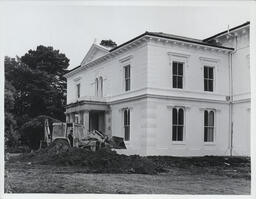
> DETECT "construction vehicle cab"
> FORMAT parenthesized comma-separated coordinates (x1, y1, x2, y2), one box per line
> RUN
(51, 122, 85, 148)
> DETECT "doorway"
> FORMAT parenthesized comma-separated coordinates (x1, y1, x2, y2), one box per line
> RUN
(89, 111, 105, 133)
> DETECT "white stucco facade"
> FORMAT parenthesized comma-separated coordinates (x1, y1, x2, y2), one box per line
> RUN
(64, 22, 250, 156)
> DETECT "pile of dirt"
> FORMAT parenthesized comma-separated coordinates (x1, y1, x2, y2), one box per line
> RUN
(148, 156, 250, 168)
(12, 148, 165, 174)
(10, 148, 250, 177)
(148, 156, 251, 179)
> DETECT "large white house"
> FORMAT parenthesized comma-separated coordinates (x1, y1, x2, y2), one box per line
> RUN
(64, 22, 250, 156)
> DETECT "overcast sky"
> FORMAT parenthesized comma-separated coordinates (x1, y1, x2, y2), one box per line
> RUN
(1, 3, 251, 69)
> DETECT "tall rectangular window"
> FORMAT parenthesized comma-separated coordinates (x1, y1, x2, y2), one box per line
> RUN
(76, 83, 80, 98)
(204, 66, 214, 92)
(172, 61, 183, 89)
(124, 65, 131, 91)
(204, 110, 214, 142)
(172, 108, 184, 141)
(124, 109, 130, 141)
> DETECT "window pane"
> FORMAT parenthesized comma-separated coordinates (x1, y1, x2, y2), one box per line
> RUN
(209, 80, 213, 91)
(173, 76, 178, 88)
(126, 109, 130, 125)
(124, 110, 127, 125)
(204, 67, 208, 78)
(172, 126, 177, 141)
(125, 66, 130, 78)
(77, 84, 80, 98)
(124, 109, 130, 125)
(178, 126, 183, 141)
(128, 66, 130, 77)
(173, 62, 177, 75)
(178, 109, 184, 125)
(209, 127, 214, 142)
(209, 111, 214, 126)
(204, 79, 208, 91)
(125, 126, 130, 141)
(204, 111, 208, 126)
(178, 76, 183, 88)
(178, 63, 183, 75)
(125, 79, 130, 91)
(172, 108, 177, 125)
(100, 77, 103, 96)
(209, 68, 214, 79)
(204, 127, 208, 142)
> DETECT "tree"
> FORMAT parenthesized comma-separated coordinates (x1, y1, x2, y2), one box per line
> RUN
(100, 39, 117, 48)
(10, 46, 69, 121)
(4, 79, 18, 148)
(20, 115, 60, 150)
(4, 46, 69, 149)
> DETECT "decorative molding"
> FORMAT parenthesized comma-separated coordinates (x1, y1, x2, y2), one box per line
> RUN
(119, 55, 133, 63)
(118, 107, 134, 112)
(167, 105, 191, 110)
(199, 56, 220, 63)
(167, 51, 191, 59)
(199, 107, 221, 112)
(73, 77, 82, 82)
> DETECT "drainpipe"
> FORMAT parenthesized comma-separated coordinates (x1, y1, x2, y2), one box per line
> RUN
(229, 35, 238, 156)
(229, 52, 233, 156)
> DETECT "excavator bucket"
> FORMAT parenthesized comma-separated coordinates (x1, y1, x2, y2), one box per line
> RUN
(108, 136, 126, 149)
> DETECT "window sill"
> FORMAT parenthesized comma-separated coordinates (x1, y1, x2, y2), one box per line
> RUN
(172, 141, 186, 145)
(204, 142, 216, 146)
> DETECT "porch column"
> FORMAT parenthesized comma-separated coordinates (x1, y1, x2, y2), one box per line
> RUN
(65, 114, 69, 122)
(105, 110, 112, 137)
(83, 111, 89, 133)
(70, 113, 75, 123)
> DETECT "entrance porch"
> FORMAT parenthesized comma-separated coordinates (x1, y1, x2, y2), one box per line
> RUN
(65, 100, 111, 136)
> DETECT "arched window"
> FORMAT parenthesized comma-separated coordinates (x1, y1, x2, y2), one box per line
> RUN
(124, 108, 130, 141)
(172, 108, 184, 141)
(95, 78, 98, 96)
(204, 110, 214, 142)
(99, 76, 103, 97)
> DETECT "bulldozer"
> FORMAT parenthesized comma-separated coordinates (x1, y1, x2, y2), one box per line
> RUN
(41, 119, 126, 152)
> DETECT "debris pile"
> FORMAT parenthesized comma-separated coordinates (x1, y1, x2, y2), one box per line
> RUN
(148, 156, 251, 179)
(12, 147, 165, 174)
(10, 148, 250, 178)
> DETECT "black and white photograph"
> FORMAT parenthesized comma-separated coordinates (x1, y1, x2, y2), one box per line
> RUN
(0, 0, 255, 198)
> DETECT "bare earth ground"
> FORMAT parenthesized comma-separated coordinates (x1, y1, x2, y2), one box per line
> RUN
(5, 160, 250, 194)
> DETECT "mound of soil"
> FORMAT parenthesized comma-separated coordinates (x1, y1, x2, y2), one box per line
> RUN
(9, 147, 250, 177)
(148, 156, 251, 179)
(12, 147, 164, 175)
(148, 156, 250, 168)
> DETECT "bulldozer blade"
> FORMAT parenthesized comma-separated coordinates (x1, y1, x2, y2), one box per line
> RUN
(109, 136, 126, 149)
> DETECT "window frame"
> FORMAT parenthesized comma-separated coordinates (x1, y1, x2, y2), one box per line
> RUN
(172, 61, 184, 89)
(204, 66, 214, 92)
(168, 52, 190, 90)
(123, 108, 130, 141)
(124, 65, 131, 92)
(99, 76, 103, 97)
(76, 83, 80, 98)
(95, 78, 99, 96)
(171, 107, 185, 143)
(203, 110, 216, 143)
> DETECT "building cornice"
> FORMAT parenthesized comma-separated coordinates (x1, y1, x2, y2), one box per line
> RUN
(64, 32, 234, 78)
(203, 21, 250, 42)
